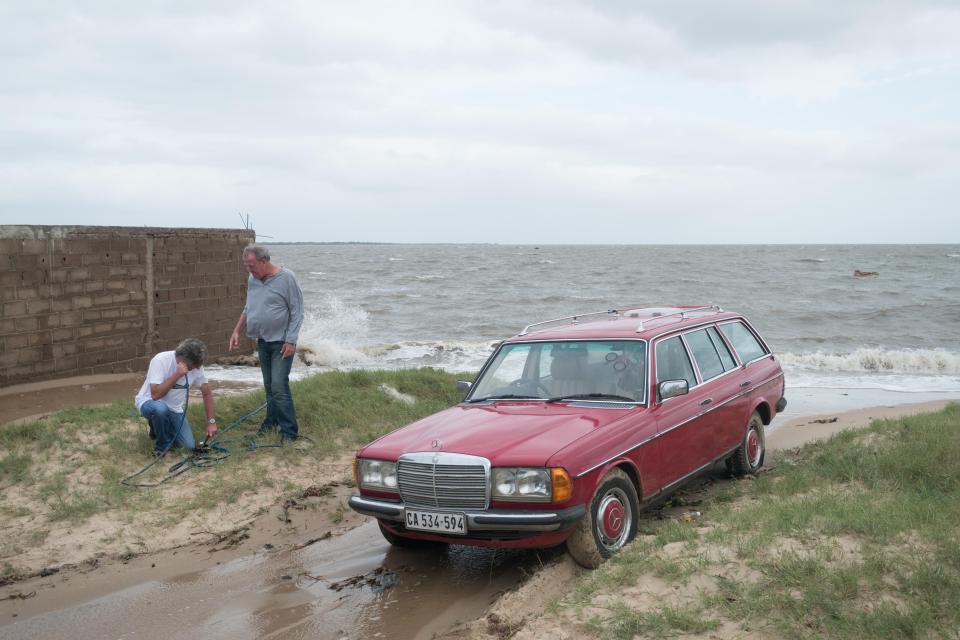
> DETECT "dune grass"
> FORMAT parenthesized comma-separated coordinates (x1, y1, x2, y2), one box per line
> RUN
(0, 368, 465, 563)
(565, 403, 960, 640)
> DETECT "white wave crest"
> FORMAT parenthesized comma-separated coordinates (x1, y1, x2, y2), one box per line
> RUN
(300, 340, 369, 367)
(375, 340, 498, 372)
(779, 348, 960, 375)
(296, 295, 371, 368)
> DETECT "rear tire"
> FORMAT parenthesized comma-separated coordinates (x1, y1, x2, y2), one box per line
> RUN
(378, 521, 445, 549)
(566, 468, 639, 569)
(730, 411, 765, 476)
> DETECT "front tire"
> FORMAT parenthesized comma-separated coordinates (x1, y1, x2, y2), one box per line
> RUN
(566, 468, 639, 569)
(730, 411, 765, 476)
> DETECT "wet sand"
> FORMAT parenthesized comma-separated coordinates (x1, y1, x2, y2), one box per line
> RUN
(0, 374, 259, 426)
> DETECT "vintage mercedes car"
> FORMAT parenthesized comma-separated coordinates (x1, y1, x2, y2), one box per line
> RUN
(349, 305, 787, 567)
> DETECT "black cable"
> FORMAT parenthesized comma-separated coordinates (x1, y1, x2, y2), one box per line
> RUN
(120, 396, 304, 488)
(121, 377, 193, 488)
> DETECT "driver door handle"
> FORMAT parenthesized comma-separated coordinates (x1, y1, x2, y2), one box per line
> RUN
(740, 381, 752, 388)
(699, 398, 713, 406)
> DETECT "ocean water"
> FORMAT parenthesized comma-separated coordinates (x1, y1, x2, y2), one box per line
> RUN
(207, 244, 960, 395)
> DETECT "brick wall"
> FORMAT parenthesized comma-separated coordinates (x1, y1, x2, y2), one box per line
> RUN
(0, 225, 255, 387)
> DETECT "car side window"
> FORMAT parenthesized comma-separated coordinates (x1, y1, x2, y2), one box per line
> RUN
(706, 326, 737, 371)
(719, 321, 768, 364)
(684, 329, 725, 381)
(655, 336, 696, 388)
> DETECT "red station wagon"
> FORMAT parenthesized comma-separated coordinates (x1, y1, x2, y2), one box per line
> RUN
(349, 305, 787, 567)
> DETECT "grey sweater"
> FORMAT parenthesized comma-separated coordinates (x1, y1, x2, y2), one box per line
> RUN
(244, 268, 304, 343)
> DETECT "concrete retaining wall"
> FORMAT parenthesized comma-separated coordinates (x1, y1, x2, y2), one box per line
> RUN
(0, 225, 255, 387)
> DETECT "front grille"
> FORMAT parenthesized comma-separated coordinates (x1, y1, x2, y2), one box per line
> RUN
(398, 456, 488, 509)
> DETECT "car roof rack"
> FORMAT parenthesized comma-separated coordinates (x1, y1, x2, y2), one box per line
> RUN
(632, 304, 722, 332)
(520, 308, 622, 336)
(519, 304, 723, 336)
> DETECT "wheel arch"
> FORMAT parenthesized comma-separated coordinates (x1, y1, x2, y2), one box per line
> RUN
(584, 459, 643, 501)
(754, 401, 772, 425)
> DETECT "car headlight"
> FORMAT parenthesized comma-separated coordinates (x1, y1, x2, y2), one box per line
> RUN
(358, 459, 399, 492)
(492, 467, 569, 502)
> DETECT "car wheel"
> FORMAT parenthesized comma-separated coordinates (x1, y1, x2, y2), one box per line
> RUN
(566, 468, 639, 569)
(378, 521, 445, 549)
(730, 411, 765, 476)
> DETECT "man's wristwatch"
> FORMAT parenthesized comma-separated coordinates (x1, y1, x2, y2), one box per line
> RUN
(208, 418, 217, 425)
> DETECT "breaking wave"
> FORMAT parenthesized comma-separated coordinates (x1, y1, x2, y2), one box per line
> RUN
(779, 348, 960, 375)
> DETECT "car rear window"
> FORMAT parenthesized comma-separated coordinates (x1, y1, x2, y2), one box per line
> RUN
(719, 321, 768, 364)
(684, 329, 725, 381)
(655, 336, 696, 388)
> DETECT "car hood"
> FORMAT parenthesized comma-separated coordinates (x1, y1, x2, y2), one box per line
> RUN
(358, 401, 638, 467)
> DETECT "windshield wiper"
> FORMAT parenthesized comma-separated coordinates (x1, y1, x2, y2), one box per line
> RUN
(466, 394, 538, 403)
(546, 393, 638, 403)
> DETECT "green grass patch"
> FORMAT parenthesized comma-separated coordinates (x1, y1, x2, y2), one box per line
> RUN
(599, 603, 719, 639)
(0, 452, 32, 485)
(563, 403, 960, 639)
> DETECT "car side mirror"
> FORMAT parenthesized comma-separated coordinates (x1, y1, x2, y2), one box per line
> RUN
(456, 380, 473, 394)
(658, 379, 689, 401)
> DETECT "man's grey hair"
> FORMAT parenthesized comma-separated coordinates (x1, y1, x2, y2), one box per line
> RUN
(243, 244, 271, 262)
(175, 338, 208, 368)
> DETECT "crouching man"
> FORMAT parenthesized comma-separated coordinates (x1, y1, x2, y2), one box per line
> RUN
(134, 338, 218, 456)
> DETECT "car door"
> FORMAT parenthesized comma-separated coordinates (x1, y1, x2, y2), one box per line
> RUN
(682, 326, 744, 456)
(650, 334, 715, 490)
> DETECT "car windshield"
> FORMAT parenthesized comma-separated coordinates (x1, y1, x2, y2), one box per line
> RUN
(469, 340, 647, 403)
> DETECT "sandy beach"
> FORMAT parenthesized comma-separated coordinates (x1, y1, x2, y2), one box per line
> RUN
(0, 373, 955, 577)
(0, 374, 956, 638)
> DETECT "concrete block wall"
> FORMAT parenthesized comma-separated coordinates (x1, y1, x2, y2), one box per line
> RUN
(0, 225, 255, 387)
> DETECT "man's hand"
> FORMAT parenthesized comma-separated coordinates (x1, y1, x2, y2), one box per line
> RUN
(175, 360, 190, 377)
(229, 330, 240, 351)
(281, 342, 296, 359)
(206, 423, 219, 439)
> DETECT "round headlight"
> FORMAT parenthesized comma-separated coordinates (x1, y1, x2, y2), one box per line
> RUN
(494, 469, 517, 496)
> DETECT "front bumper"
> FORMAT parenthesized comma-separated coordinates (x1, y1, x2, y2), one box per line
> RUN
(348, 494, 586, 532)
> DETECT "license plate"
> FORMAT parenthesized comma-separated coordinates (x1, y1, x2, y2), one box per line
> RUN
(404, 509, 466, 535)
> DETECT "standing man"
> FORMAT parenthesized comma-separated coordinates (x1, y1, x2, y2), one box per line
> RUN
(230, 244, 304, 441)
(135, 338, 217, 456)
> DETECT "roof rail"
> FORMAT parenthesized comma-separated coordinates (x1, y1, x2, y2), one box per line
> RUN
(519, 308, 623, 336)
(634, 304, 722, 332)
(518, 304, 724, 336)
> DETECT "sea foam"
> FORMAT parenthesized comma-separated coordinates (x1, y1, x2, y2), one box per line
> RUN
(778, 348, 960, 375)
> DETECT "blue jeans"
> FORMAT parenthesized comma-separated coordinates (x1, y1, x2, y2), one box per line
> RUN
(140, 400, 196, 452)
(257, 339, 298, 439)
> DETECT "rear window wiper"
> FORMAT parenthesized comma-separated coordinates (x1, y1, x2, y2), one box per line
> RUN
(466, 394, 538, 403)
(546, 393, 638, 403)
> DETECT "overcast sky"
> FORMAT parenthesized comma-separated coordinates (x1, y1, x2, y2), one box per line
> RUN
(1, 1, 958, 243)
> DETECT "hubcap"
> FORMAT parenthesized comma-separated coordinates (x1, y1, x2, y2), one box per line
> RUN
(596, 488, 631, 550)
(747, 427, 761, 467)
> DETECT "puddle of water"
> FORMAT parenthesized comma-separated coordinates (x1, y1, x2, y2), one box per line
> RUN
(1, 521, 562, 640)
